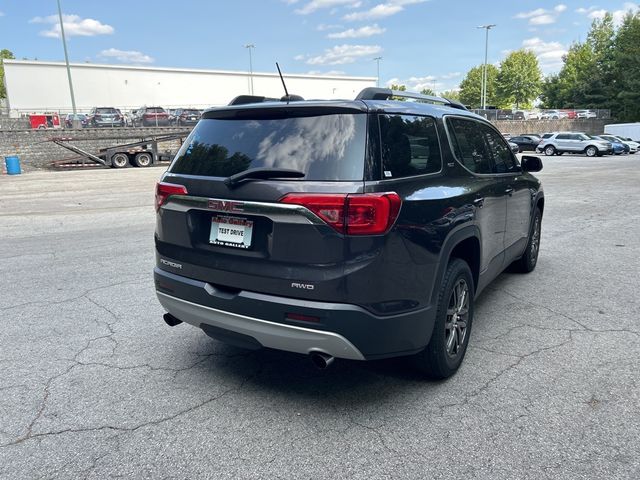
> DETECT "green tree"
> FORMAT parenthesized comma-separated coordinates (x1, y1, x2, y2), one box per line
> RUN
(389, 84, 407, 101)
(495, 49, 542, 108)
(0, 49, 16, 99)
(613, 11, 640, 121)
(459, 64, 499, 108)
(439, 89, 461, 102)
(420, 88, 435, 96)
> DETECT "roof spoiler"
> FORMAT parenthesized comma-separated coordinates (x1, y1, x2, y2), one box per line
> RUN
(355, 87, 467, 111)
(228, 94, 305, 106)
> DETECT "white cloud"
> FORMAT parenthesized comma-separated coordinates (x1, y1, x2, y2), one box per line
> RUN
(99, 48, 154, 64)
(328, 24, 385, 38)
(576, 3, 639, 25)
(440, 71, 461, 80)
(295, 0, 362, 14)
(316, 23, 342, 30)
(530, 14, 556, 25)
(343, 0, 427, 21)
(522, 37, 567, 72)
(298, 44, 382, 65)
(0, 11, 5, 17)
(515, 4, 567, 25)
(30, 14, 114, 38)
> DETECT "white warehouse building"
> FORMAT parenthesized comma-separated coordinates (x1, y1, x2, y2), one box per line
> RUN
(2, 59, 376, 115)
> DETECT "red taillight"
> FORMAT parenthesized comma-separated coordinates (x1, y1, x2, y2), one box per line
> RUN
(156, 182, 188, 211)
(280, 192, 401, 235)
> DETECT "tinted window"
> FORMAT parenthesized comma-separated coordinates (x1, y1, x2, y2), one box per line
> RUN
(480, 124, 519, 173)
(447, 117, 493, 174)
(556, 134, 570, 140)
(542, 133, 553, 139)
(379, 114, 441, 178)
(96, 108, 117, 114)
(170, 114, 367, 180)
(147, 107, 166, 113)
(511, 136, 523, 142)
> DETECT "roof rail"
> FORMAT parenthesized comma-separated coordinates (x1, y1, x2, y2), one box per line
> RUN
(228, 95, 279, 106)
(355, 87, 467, 111)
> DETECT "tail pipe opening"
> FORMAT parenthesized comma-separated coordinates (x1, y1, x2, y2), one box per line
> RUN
(309, 352, 334, 370)
(163, 313, 183, 327)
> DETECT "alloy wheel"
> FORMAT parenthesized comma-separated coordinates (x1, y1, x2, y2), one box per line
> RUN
(445, 279, 469, 357)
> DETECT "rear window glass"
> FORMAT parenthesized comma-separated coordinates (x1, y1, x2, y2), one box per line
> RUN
(147, 107, 165, 113)
(170, 114, 367, 180)
(96, 108, 117, 114)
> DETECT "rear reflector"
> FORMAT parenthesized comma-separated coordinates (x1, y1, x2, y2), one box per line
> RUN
(280, 192, 401, 235)
(286, 313, 320, 323)
(156, 182, 188, 211)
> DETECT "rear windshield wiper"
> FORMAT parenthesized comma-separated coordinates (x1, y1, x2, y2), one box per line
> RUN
(224, 167, 305, 188)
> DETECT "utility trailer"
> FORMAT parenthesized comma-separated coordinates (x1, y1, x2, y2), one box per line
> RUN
(51, 133, 189, 169)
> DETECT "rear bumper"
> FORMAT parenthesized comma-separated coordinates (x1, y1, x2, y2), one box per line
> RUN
(154, 267, 436, 360)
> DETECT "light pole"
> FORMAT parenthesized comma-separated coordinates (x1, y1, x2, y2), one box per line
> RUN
(477, 24, 495, 110)
(244, 44, 255, 95)
(56, 0, 77, 116)
(373, 56, 382, 87)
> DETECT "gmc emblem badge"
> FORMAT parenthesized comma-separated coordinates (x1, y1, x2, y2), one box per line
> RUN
(208, 200, 244, 212)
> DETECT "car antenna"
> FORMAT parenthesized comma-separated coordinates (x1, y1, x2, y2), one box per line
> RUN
(276, 62, 304, 103)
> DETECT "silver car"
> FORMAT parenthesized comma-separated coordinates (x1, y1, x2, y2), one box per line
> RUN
(536, 132, 611, 157)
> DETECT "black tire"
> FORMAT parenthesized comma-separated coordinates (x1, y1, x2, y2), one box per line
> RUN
(511, 207, 542, 273)
(133, 152, 152, 167)
(544, 145, 556, 156)
(413, 258, 474, 379)
(585, 146, 598, 157)
(111, 153, 129, 169)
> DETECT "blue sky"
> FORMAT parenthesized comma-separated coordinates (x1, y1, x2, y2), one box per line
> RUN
(0, 0, 638, 92)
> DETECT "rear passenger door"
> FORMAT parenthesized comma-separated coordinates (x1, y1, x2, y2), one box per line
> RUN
(446, 117, 507, 276)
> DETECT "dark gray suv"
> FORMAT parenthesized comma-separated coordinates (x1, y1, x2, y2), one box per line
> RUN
(154, 88, 544, 378)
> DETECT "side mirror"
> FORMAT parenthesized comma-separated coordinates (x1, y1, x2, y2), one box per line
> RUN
(521, 155, 543, 172)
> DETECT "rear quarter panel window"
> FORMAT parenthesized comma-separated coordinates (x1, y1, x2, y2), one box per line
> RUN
(379, 114, 441, 179)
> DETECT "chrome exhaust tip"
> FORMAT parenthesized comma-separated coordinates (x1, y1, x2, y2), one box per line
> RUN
(163, 313, 183, 327)
(309, 352, 335, 370)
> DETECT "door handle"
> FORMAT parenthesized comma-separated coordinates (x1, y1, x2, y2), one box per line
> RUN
(473, 197, 484, 208)
(505, 187, 514, 196)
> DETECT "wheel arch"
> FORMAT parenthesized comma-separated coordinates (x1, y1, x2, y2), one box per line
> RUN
(431, 226, 481, 304)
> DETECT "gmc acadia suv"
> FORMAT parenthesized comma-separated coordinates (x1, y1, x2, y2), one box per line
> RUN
(154, 88, 545, 378)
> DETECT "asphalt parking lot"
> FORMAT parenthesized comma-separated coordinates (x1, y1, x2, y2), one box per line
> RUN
(1, 155, 639, 479)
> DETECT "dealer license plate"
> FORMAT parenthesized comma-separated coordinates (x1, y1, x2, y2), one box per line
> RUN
(210, 216, 253, 249)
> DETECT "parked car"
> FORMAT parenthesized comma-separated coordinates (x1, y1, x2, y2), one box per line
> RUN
(600, 134, 638, 154)
(133, 106, 170, 127)
(64, 113, 88, 128)
(540, 110, 569, 120)
(154, 87, 545, 379)
(87, 107, 124, 127)
(171, 108, 202, 126)
(576, 110, 597, 119)
(590, 135, 625, 155)
(509, 135, 541, 152)
(508, 141, 520, 154)
(536, 132, 611, 157)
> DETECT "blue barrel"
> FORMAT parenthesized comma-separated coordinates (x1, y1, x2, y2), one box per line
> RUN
(5, 156, 21, 175)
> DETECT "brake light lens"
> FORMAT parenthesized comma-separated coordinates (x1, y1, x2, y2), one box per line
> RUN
(156, 182, 188, 211)
(280, 192, 401, 235)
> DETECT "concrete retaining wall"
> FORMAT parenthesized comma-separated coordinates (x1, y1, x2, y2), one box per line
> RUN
(0, 118, 610, 172)
(0, 127, 191, 171)
(493, 118, 608, 136)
